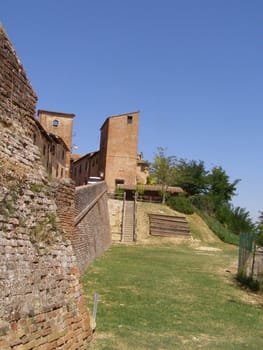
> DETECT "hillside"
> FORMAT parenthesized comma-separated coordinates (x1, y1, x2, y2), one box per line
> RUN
(136, 201, 221, 245)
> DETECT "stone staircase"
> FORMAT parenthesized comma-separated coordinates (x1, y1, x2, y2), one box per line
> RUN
(122, 200, 135, 242)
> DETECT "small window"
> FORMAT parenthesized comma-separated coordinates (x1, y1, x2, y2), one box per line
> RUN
(53, 120, 59, 127)
(61, 168, 64, 177)
(115, 179, 124, 186)
(127, 115, 133, 124)
(79, 165, 82, 174)
(51, 144, 56, 156)
(43, 145, 46, 156)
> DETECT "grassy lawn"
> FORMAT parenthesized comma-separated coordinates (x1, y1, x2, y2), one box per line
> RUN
(82, 242, 263, 350)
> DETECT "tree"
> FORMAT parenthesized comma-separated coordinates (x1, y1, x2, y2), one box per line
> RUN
(150, 147, 177, 203)
(207, 166, 240, 208)
(175, 159, 208, 196)
(227, 206, 254, 235)
(255, 211, 263, 246)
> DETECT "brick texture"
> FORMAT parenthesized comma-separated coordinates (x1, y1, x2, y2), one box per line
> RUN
(0, 25, 92, 349)
(74, 182, 111, 273)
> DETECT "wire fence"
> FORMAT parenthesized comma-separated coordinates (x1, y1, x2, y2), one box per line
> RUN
(238, 232, 263, 282)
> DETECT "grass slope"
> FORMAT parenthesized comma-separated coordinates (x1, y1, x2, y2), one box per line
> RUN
(83, 203, 262, 349)
(83, 243, 263, 350)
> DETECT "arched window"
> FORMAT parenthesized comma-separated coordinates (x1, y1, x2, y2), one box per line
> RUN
(53, 119, 59, 127)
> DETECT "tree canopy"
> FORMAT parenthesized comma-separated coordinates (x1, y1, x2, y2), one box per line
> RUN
(150, 147, 177, 203)
(150, 147, 253, 236)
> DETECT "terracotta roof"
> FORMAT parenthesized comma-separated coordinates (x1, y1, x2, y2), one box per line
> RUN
(71, 154, 83, 161)
(118, 184, 183, 193)
(72, 150, 99, 164)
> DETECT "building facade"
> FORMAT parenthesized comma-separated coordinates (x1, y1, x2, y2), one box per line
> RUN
(32, 120, 69, 179)
(71, 111, 148, 192)
(99, 111, 140, 192)
(37, 110, 75, 177)
(72, 151, 100, 186)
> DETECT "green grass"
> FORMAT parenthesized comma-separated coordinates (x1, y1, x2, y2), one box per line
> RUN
(197, 211, 239, 245)
(82, 243, 263, 350)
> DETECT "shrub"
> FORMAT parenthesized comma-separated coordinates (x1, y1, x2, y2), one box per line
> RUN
(167, 196, 194, 215)
(197, 210, 239, 245)
(256, 232, 263, 247)
(236, 272, 260, 292)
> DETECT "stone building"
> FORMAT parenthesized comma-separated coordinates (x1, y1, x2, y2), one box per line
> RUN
(72, 151, 100, 186)
(99, 111, 140, 192)
(37, 109, 75, 177)
(71, 111, 149, 192)
(33, 120, 69, 179)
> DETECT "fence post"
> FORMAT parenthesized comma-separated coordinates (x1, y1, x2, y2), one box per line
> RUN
(121, 191, 126, 242)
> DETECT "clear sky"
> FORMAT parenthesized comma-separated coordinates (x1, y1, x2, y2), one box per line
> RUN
(1, 0, 263, 221)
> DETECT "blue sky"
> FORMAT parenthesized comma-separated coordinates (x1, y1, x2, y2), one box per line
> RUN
(1, 0, 263, 221)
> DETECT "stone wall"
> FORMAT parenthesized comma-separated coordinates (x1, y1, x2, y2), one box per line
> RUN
(75, 182, 111, 273)
(108, 198, 123, 242)
(0, 25, 92, 349)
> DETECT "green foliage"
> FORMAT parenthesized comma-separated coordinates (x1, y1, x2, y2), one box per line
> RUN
(150, 147, 177, 203)
(207, 166, 240, 208)
(30, 212, 61, 245)
(255, 211, 263, 247)
(175, 159, 208, 196)
(197, 210, 239, 245)
(146, 174, 156, 185)
(150, 147, 254, 238)
(226, 206, 255, 235)
(256, 233, 263, 247)
(30, 183, 44, 193)
(167, 195, 194, 214)
(114, 187, 124, 200)
(236, 272, 260, 292)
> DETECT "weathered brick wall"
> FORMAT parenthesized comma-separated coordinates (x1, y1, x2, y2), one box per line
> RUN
(0, 25, 92, 349)
(75, 182, 111, 273)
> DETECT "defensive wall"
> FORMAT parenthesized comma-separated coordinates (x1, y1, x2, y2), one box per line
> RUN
(74, 182, 111, 273)
(0, 24, 110, 349)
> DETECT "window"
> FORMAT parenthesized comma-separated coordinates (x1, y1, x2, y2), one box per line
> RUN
(62, 150, 65, 160)
(79, 165, 82, 174)
(127, 115, 133, 124)
(51, 144, 56, 156)
(115, 179, 124, 186)
(43, 145, 46, 156)
(61, 168, 64, 177)
(53, 120, 59, 127)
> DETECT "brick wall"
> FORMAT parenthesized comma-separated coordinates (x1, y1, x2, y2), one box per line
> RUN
(0, 25, 92, 349)
(75, 182, 111, 273)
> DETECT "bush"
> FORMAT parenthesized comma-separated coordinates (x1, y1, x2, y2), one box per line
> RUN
(237, 272, 260, 292)
(256, 232, 263, 247)
(167, 196, 194, 215)
(197, 210, 239, 245)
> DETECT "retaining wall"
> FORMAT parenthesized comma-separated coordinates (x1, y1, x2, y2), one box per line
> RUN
(75, 182, 111, 273)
